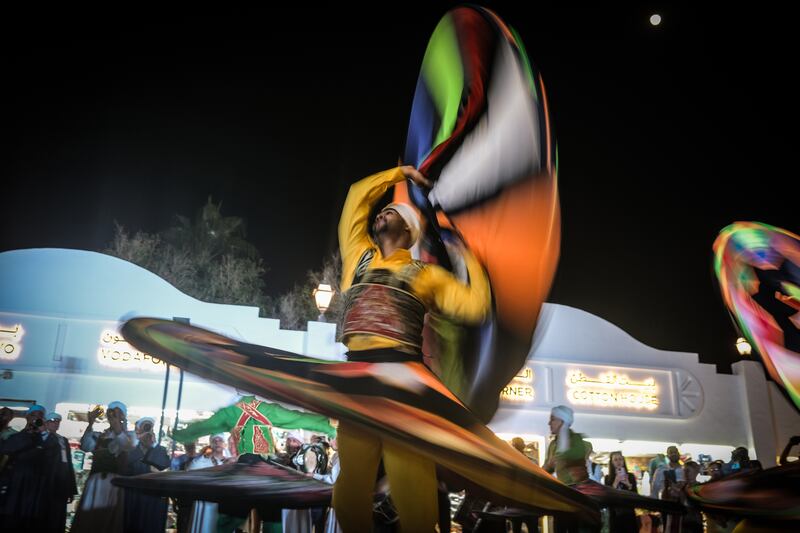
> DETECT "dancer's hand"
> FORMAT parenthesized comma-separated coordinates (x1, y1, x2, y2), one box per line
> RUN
(400, 165, 432, 188)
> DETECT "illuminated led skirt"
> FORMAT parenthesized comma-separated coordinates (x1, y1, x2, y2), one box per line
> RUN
(121, 317, 599, 523)
(713, 222, 800, 410)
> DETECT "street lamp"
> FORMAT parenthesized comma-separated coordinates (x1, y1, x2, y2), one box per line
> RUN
(313, 283, 335, 322)
(735, 337, 752, 356)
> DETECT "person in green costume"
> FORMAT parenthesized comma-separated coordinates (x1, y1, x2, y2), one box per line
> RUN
(173, 395, 336, 533)
(173, 395, 336, 455)
(543, 405, 590, 486)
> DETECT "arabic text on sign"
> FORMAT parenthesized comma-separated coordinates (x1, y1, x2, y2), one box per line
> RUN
(97, 329, 164, 369)
(566, 368, 660, 410)
(0, 323, 24, 361)
(567, 370, 656, 391)
(500, 367, 536, 402)
(514, 367, 534, 383)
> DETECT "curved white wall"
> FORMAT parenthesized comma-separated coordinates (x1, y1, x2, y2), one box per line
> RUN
(1, 248, 797, 463)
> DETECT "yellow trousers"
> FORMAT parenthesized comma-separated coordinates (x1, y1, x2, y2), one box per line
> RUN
(332, 421, 439, 532)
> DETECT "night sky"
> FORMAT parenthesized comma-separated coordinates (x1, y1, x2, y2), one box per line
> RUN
(3, 5, 795, 372)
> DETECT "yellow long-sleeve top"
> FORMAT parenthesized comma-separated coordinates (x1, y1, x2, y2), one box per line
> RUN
(339, 167, 491, 353)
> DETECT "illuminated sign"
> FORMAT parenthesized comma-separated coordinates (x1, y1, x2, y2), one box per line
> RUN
(0, 323, 24, 361)
(97, 329, 165, 371)
(501, 367, 535, 403)
(566, 369, 659, 410)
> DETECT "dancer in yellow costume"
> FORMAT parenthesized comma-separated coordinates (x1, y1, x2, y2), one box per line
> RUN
(332, 165, 490, 532)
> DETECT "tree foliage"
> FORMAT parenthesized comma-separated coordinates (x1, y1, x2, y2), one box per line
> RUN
(105, 198, 269, 311)
(105, 197, 345, 330)
(273, 251, 344, 333)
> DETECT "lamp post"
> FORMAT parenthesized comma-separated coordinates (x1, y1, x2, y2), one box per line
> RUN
(313, 283, 335, 322)
(735, 337, 752, 357)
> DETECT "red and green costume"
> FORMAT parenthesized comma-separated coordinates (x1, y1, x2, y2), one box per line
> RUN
(172, 396, 335, 455)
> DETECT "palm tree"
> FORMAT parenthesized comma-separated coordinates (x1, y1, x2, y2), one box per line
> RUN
(161, 197, 260, 261)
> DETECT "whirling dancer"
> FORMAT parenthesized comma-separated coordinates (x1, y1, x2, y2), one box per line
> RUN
(332, 164, 490, 530)
(121, 5, 599, 530)
(172, 395, 336, 456)
(714, 222, 800, 411)
(172, 395, 336, 533)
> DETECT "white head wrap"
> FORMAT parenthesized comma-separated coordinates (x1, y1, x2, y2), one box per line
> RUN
(135, 417, 155, 430)
(107, 401, 128, 417)
(551, 405, 574, 453)
(286, 431, 303, 443)
(383, 203, 421, 246)
(551, 405, 574, 426)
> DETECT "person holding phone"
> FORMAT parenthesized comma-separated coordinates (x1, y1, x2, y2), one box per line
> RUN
(0, 405, 50, 531)
(603, 451, 638, 532)
(123, 417, 170, 533)
(604, 450, 637, 492)
(724, 446, 752, 475)
(652, 445, 684, 501)
(43, 412, 78, 533)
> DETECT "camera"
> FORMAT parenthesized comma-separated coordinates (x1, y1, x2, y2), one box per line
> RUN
(34, 418, 43, 427)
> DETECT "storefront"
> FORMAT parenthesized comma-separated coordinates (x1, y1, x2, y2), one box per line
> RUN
(0, 248, 344, 447)
(2, 248, 799, 477)
(489, 303, 800, 491)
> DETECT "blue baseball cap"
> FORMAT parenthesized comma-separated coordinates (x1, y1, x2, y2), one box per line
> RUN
(26, 404, 46, 415)
(107, 401, 128, 417)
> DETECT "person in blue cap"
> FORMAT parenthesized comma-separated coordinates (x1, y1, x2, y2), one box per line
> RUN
(71, 401, 135, 533)
(0, 404, 50, 531)
(42, 412, 77, 533)
(122, 417, 170, 533)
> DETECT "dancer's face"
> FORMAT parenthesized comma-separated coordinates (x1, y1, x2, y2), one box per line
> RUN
(373, 209, 411, 247)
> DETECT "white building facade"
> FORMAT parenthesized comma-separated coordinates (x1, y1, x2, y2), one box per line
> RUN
(1, 248, 798, 466)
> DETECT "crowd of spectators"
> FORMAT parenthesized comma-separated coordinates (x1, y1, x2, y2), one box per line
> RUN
(2, 399, 798, 532)
(0, 401, 339, 533)
(506, 405, 799, 532)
